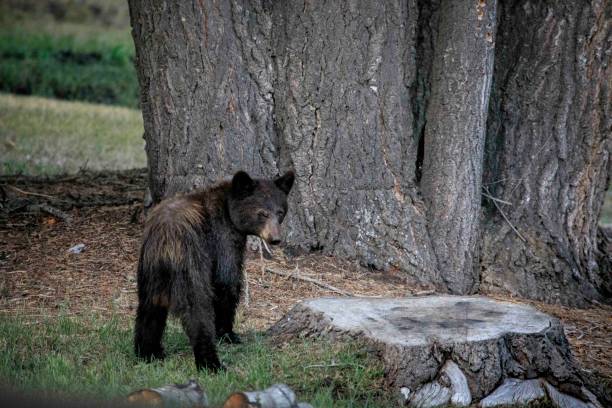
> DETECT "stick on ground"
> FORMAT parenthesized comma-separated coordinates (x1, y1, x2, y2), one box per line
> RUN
(265, 267, 353, 297)
(6, 185, 56, 199)
(36, 203, 73, 223)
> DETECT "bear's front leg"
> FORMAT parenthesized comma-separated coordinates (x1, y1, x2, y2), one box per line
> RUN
(214, 282, 242, 344)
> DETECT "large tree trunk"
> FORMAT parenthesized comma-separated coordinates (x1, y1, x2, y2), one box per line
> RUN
(271, 0, 440, 285)
(129, 0, 444, 288)
(128, 0, 610, 306)
(128, 0, 277, 200)
(481, 0, 611, 306)
(421, 0, 497, 294)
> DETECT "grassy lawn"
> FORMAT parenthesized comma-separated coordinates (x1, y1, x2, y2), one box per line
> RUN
(0, 314, 390, 407)
(0, 93, 145, 175)
(0, 0, 138, 107)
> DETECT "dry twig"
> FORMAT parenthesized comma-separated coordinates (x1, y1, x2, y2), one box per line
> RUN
(264, 266, 353, 297)
(6, 185, 55, 199)
(243, 269, 250, 307)
(481, 192, 512, 206)
(483, 186, 526, 243)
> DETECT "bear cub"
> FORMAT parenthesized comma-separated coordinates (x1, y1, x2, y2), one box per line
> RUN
(134, 170, 294, 370)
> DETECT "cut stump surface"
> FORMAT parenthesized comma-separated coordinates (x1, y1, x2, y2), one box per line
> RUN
(268, 296, 602, 408)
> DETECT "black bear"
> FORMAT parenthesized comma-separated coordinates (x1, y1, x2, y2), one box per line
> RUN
(134, 170, 294, 370)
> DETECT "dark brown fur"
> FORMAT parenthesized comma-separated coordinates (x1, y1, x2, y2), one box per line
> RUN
(134, 171, 294, 370)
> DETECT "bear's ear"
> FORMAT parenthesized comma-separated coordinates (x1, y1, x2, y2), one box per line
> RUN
(275, 170, 295, 195)
(231, 171, 256, 199)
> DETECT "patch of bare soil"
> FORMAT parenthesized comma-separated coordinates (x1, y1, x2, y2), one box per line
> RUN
(1, 170, 610, 382)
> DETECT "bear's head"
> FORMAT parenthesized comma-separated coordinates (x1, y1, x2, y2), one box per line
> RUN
(228, 170, 295, 245)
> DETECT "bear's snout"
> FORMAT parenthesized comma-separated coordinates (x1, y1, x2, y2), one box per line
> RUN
(259, 219, 281, 245)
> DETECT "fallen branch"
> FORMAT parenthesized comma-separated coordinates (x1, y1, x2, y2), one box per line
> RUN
(414, 289, 436, 296)
(264, 267, 353, 297)
(303, 362, 363, 370)
(5, 185, 55, 200)
(36, 203, 73, 223)
(243, 266, 250, 308)
(258, 238, 266, 279)
(5, 184, 141, 214)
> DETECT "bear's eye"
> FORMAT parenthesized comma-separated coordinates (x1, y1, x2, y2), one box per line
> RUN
(258, 210, 270, 219)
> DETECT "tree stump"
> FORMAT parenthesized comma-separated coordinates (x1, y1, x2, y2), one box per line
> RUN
(268, 296, 602, 408)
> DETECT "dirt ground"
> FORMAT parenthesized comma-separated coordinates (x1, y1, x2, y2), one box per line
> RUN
(1, 170, 610, 383)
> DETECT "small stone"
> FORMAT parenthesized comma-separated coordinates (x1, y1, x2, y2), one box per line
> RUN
(68, 244, 86, 254)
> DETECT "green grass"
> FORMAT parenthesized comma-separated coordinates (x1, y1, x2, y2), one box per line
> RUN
(0, 93, 145, 175)
(0, 0, 131, 30)
(0, 1, 133, 51)
(0, 0, 138, 107)
(0, 29, 138, 108)
(0, 314, 391, 407)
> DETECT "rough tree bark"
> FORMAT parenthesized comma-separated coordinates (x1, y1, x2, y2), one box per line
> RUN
(128, 0, 610, 305)
(128, 0, 277, 200)
(129, 0, 443, 288)
(482, 0, 611, 306)
(271, 0, 440, 285)
(421, 0, 497, 294)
